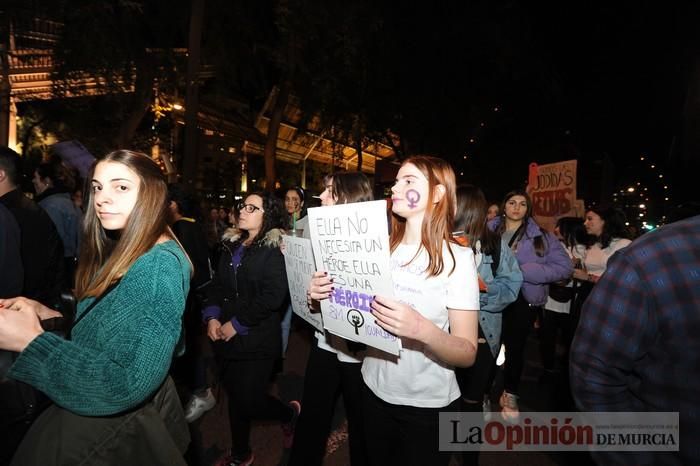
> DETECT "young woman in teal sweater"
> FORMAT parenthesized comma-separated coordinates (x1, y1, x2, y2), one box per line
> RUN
(0, 150, 192, 465)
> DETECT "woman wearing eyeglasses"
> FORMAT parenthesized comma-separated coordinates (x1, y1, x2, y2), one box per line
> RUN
(201, 193, 299, 466)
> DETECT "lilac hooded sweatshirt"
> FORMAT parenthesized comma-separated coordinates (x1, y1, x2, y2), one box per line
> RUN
(488, 217, 573, 306)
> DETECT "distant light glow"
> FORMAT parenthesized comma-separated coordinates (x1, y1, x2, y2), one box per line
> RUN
(659, 174, 663, 178)
(627, 187, 635, 192)
(639, 204, 646, 209)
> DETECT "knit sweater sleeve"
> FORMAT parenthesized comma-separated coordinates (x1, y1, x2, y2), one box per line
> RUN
(8, 245, 189, 416)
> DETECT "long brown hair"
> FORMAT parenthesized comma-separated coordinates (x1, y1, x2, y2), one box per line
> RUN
(390, 155, 457, 277)
(331, 171, 373, 204)
(75, 150, 175, 299)
(455, 185, 500, 257)
(496, 189, 546, 257)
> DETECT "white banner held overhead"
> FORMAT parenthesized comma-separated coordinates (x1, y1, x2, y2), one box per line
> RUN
(307, 200, 400, 355)
(282, 235, 324, 333)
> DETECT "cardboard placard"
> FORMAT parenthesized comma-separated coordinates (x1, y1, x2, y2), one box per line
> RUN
(283, 235, 324, 333)
(307, 200, 400, 355)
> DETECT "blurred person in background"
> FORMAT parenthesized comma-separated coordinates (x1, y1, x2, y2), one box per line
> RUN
(454, 185, 522, 466)
(167, 184, 216, 427)
(571, 206, 631, 330)
(486, 203, 500, 221)
(33, 160, 82, 288)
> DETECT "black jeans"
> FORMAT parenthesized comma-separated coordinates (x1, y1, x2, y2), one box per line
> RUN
(539, 309, 573, 372)
(289, 343, 368, 466)
(501, 294, 538, 396)
(221, 358, 293, 458)
(455, 325, 495, 466)
(455, 325, 495, 402)
(363, 383, 457, 466)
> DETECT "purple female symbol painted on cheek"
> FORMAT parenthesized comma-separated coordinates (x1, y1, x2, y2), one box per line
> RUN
(405, 189, 420, 208)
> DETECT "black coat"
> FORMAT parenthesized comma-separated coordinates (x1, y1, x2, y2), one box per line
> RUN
(0, 202, 23, 298)
(0, 189, 64, 307)
(203, 228, 289, 360)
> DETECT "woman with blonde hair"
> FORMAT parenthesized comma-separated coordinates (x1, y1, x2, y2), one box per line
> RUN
(0, 150, 192, 465)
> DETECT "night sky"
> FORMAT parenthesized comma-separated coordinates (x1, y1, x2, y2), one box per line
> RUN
(366, 2, 695, 212)
(8, 1, 698, 215)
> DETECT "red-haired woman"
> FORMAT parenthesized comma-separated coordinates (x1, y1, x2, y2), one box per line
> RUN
(361, 156, 481, 465)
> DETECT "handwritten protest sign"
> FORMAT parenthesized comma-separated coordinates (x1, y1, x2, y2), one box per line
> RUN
(283, 235, 324, 333)
(307, 200, 400, 355)
(527, 160, 581, 231)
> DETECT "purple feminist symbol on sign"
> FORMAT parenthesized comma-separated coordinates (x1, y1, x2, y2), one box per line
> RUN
(406, 189, 421, 208)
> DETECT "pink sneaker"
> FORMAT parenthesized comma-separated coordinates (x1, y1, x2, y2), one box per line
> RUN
(281, 400, 302, 448)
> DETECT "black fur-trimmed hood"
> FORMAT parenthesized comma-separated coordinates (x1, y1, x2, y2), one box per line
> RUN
(221, 227, 285, 248)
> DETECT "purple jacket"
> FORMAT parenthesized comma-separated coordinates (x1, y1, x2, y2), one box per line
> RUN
(489, 217, 573, 306)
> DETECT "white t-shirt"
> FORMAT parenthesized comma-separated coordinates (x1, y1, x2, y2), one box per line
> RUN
(314, 330, 363, 363)
(361, 241, 480, 408)
(583, 238, 631, 277)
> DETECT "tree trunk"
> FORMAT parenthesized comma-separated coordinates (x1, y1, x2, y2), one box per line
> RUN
(263, 79, 291, 191)
(353, 116, 363, 172)
(182, 0, 205, 187)
(114, 67, 153, 149)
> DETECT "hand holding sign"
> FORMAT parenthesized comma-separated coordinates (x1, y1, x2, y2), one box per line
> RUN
(309, 271, 333, 300)
(370, 295, 426, 341)
(308, 200, 400, 355)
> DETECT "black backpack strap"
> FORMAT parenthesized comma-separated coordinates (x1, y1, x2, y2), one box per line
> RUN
(508, 223, 525, 249)
(490, 239, 502, 277)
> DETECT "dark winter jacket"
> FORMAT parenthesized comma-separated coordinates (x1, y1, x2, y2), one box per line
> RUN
(36, 187, 82, 259)
(0, 189, 64, 307)
(202, 228, 289, 360)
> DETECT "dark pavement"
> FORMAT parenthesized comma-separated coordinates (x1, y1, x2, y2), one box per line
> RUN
(178, 318, 594, 466)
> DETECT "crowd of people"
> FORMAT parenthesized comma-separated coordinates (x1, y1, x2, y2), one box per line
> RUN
(0, 144, 698, 466)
